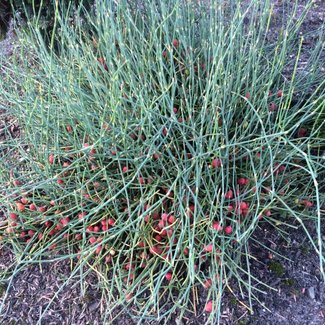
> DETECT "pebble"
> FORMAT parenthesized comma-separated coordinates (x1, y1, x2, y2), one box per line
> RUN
(307, 286, 316, 300)
(88, 301, 99, 312)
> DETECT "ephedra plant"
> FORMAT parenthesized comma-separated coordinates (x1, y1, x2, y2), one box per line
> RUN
(0, 0, 324, 323)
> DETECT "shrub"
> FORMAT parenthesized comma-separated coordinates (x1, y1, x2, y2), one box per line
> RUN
(0, 0, 324, 323)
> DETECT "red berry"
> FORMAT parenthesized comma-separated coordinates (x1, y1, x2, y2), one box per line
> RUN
(161, 229, 168, 237)
(16, 202, 25, 212)
(48, 154, 55, 165)
(226, 206, 233, 214)
(240, 208, 249, 217)
(263, 209, 271, 217)
(224, 225, 233, 234)
(172, 39, 179, 47)
(153, 212, 160, 220)
(277, 89, 283, 97)
(122, 166, 128, 173)
(238, 178, 249, 186)
(211, 158, 221, 168)
(89, 237, 97, 244)
(153, 153, 160, 160)
(139, 177, 145, 185)
(108, 218, 115, 226)
(245, 92, 250, 99)
(161, 213, 169, 222)
(38, 206, 47, 213)
(225, 190, 233, 199)
(205, 300, 213, 313)
(28, 230, 35, 237)
(78, 212, 87, 219)
(60, 217, 70, 226)
(158, 220, 165, 229)
(125, 262, 134, 270)
(149, 246, 161, 255)
(203, 278, 212, 289)
(86, 226, 94, 232)
(155, 235, 162, 242)
(57, 179, 64, 185)
(302, 200, 313, 208)
(168, 215, 176, 224)
(44, 220, 52, 227)
(125, 292, 133, 302)
(239, 202, 248, 210)
(21, 197, 29, 205)
(9, 213, 18, 220)
(165, 272, 172, 281)
(297, 128, 307, 138)
(55, 223, 63, 231)
(137, 241, 145, 248)
(13, 179, 21, 186)
(212, 221, 223, 232)
(95, 245, 102, 254)
(204, 244, 213, 253)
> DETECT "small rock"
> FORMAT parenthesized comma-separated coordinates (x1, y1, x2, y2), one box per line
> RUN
(307, 286, 315, 300)
(88, 301, 99, 312)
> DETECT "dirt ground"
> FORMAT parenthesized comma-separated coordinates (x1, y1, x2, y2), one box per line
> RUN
(0, 1, 324, 324)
